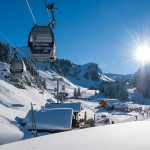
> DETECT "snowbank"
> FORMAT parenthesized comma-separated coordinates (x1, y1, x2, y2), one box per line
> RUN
(1, 121, 150, 150)
(0, 116, 24, 145)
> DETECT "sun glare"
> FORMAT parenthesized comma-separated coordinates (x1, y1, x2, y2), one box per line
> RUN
(135, 43, 150, 64)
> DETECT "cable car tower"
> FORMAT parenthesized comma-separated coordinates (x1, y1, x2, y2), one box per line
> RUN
(27, 0, 57, 62)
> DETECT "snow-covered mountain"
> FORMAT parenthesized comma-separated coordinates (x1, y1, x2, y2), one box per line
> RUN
(35, 59, 115, 89)
(17, 47, 115, 89)
(105, 73, 132, 81)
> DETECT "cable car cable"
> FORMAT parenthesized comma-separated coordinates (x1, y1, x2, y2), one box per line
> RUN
(0, 32, 27, 58)
(25, 0, 37, 24)
(0, 32, 16, 48)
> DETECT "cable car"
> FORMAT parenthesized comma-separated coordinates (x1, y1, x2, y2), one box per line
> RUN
(10, 60, 26, 76)
(28, 24, 56, 62)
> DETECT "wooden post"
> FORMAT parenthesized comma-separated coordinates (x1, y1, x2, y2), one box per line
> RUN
(57, 79, 59, 103)
(84, 111, 87, 126)
(94, 113, 96, 125)
(31, 102, 37, 137)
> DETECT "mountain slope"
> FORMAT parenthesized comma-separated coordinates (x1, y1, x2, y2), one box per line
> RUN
(18, 47, 115, 89)
(35, 59, 115, 89)
(0, 61, 97, 145)
(105, 73, 132, 81)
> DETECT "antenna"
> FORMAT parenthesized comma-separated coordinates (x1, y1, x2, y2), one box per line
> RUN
(44, 0, 57, 29)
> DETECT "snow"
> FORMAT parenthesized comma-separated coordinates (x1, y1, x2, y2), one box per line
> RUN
(0, 116, 24, 145)
(24, 108, 73, 131)
(105, 73, 132, 81)
(0, 79, 56, 113)
(38, 70, 77, 91)
(128, 88, 150, 105)
(38, 69, 95, 99)
(66, 63, 114, 89)
(113, 103, 127, 109)
(45, 102, 81, 113)
(99, 73, 115, 82)
(1, 121, 150, 150)
(0, 59, 150, 146)
(0, 61, 10, 77)
(101, 99, 121, 107)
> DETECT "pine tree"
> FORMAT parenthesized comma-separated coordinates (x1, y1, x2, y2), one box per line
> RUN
(43, 79, 47, 90)
(5, 44, 10, 63)
(0, 42, 10, 62)
(74, 88, 77, 99)
(77, 87, 81, 98)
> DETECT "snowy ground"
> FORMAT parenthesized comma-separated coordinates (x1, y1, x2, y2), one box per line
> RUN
(0, 116, 24, 145)
(1, 120, 150, 150)
(1, 61, 150, 146)
(0, 77, 57, 144)
(0, 68, 96, 145)
(70, 99, 150, 125)
(128, 88, 150, 105)
(1, 77, 150, 145)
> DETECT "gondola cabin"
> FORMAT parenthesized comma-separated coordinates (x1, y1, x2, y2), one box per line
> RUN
(28, 24, 56, 62)
(10, 60, 26, 76)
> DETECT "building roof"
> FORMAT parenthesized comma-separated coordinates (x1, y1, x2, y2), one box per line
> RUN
(45, 102, 82, 113)
(24, 108, 73, 131)
(113, 103, 128, 109)
(101, 99, 121, 107)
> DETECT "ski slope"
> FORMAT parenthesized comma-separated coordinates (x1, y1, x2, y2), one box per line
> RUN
(1, 120, 150, 150)
(1, 61, 150, 146)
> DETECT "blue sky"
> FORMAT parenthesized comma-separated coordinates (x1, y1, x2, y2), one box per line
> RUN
(0, 0, 150, 74)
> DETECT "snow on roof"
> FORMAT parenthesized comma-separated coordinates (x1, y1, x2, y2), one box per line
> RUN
(113, 103, 128, 109)
(103, 99, 121, 107)
(2, 121, 150, 150)
(24, 108, 73, 131)
(45, 102, 81, 113)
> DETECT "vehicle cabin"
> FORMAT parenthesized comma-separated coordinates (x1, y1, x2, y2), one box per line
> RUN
(10, 60, 26, 77)
(24, 108, 73, 132)
(45, 102, 82, 127)
(28, 25, 56, 62)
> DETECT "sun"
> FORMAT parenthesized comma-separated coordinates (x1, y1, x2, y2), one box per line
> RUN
(135, 43, 150, 64)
